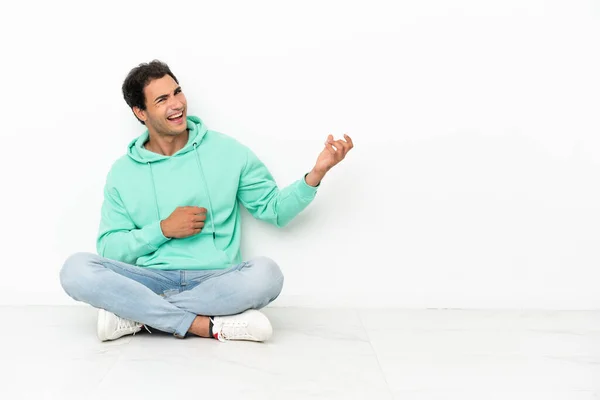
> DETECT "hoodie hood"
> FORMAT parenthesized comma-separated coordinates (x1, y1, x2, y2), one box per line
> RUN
(127, 115, 208, 163)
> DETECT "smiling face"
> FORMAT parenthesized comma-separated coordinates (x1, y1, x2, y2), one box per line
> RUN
(133, 75, 188, 137)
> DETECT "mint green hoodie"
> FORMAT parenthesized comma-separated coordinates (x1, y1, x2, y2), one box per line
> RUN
(97, 116, 318, 270)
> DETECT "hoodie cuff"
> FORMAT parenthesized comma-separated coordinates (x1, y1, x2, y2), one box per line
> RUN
(299, 173, 320, 198)
(142, 220, 171, 249)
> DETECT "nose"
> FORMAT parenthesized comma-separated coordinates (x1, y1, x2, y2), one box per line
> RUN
(168, 96, 184, 110)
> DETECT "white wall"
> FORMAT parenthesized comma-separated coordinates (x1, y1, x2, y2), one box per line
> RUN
(1, 0, 599, 309)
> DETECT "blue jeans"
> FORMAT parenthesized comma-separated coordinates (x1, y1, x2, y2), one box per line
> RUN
(59, 252, 284, 337)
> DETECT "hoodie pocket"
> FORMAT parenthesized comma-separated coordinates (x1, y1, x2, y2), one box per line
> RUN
(200, 230, 232, 265)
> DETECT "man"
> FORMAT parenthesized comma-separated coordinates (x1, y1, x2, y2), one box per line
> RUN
(60, 60, 353, 342)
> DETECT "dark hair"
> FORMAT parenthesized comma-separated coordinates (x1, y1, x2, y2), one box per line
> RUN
(122, 60, 179, 125)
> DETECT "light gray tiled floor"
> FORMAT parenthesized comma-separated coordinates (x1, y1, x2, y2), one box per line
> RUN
(1, 306, 599, 399)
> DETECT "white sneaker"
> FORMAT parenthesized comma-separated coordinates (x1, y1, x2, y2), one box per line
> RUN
(211, 309, 273, 342)
(97, 309, 143, 342)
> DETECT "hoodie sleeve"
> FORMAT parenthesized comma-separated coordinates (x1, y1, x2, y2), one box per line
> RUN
(96, 177, 170, 264)
(236, 146, 319, 227)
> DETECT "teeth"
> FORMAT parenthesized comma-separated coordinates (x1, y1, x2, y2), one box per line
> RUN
(168, 112, 183, 119)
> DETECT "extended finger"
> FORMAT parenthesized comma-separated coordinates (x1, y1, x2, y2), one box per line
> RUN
(343, 134, 353, 149)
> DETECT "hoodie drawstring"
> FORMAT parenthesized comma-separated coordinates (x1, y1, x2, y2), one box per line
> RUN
(145, 144, 217, 241)
(147, 162, 161, 220)
(193, 143, 217, 239)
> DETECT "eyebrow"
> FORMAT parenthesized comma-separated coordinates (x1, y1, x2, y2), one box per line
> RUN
(154, 86, 182, 103)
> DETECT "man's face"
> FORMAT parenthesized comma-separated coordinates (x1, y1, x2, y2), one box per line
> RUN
(135, 75, 187, 136)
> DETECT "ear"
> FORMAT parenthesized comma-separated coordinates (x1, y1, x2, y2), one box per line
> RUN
(133, 107, 148, 123)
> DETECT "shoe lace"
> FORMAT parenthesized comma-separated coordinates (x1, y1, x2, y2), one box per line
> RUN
(116, 317, 151, 335)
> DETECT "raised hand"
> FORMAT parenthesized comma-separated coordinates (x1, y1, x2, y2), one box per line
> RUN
(314, 134, 354, 174)
(304, 134, 354, 187)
